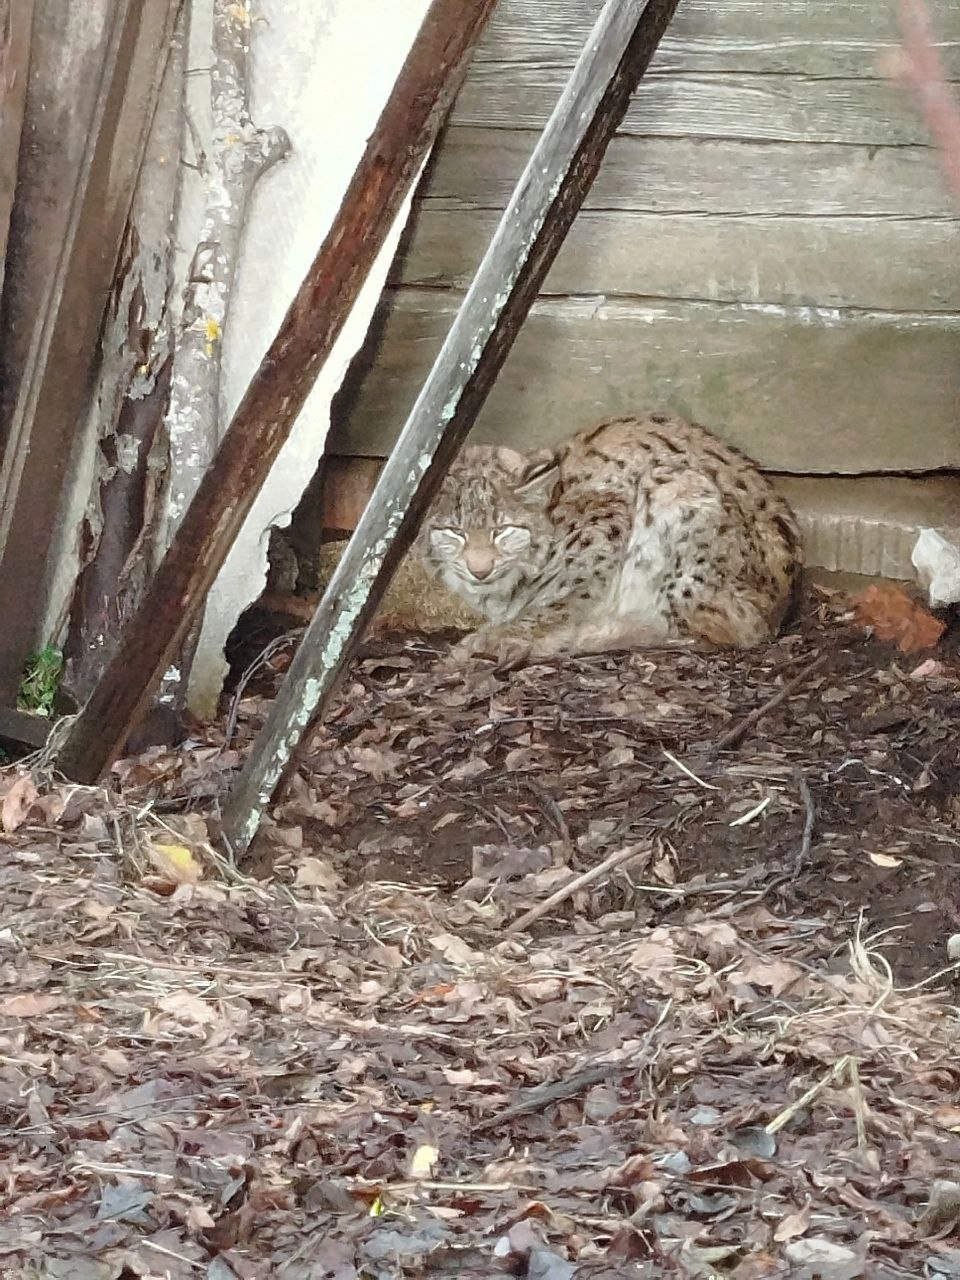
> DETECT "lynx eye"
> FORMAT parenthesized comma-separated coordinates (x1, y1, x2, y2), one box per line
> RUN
(493, 525, 531, 553)
(429, 527, 466, 554)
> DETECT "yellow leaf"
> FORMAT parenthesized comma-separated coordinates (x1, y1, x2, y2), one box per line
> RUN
(227, 3, 251, 24)
(409, 1144, 439, 1179)
(369, 1195, 384, 1217)
(148, 839, 202, 885)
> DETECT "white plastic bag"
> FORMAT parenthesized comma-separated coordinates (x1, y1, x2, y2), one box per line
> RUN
(912, 528, 960, 607)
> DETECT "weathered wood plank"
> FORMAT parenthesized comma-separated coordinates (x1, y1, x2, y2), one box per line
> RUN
(426, 126, 956, 217)
(220, 0, 682, 855)
(454, 67, 937, 147)
(330, 289, 960, 475)
(397, 209, 960, 312)
(53, 0, 503, 785)
(0, 0, 181, 704)
(477, 0, 960, 77)
(0, 0, 34, 300)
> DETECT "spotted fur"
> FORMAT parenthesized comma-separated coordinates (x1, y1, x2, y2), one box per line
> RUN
(420, 415, 802, 658)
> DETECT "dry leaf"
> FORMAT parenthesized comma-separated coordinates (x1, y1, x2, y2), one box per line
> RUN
(295, 857, 343, 890)
(851, 584, 945, 653)
(1, 773, 38, 833)
(156, 991, 218, 1026)
(409, 1143, 439, 1179)
(430, 933, 482, 967)
(0, 992, 63, 1017)
(931, 1104, 960, 1131)
(147, 839, 201, 885)
(774, 1202, 811, 1242)
(868, 851, 903, 868)
(728, 957, 805, 997)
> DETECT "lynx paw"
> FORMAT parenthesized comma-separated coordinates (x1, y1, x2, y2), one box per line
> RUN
(441, 629, 533, 671)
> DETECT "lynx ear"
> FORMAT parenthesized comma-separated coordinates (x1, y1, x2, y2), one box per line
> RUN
(493, 446, 528, 474)
(514, 452, 560, 501)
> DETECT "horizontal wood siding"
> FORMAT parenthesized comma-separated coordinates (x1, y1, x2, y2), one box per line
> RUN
(332, 0, 960, 480)
(398, 211, 960, 312)
(454, 69, 944, 147)
(336, 289, 960, 474)
(473, 0, 960, 76)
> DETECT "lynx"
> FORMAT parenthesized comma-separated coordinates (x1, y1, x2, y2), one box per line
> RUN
(419, 413, 802, 662)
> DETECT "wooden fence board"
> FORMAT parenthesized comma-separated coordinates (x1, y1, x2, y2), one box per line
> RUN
(398, 209, 960, 312)
(331, 289, 960, 474)
(0, 0, 33, 300)
(476, 0, 960, 77)
(0, 0, 180, 704)
(426, 127, 956, 217)
(454, 69, 932, 147)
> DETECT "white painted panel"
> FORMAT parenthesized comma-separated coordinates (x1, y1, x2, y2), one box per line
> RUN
(186, 0, 431, 713)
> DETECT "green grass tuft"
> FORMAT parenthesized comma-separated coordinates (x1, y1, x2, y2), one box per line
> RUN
(19, 645, 64, 718)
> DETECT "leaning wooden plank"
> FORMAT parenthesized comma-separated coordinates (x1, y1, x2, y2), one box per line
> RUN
(0, 0, 33, 300)
(477, 0, 960, 78)
(332, 289, 960, 474)
(398, 209, 960, 312)
(52, 0, 501, 784)
(0, 0, 181, 705)
(220, 0, 682, 855)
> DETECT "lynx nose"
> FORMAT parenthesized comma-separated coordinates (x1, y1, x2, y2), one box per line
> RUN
(464, 544, 496, 580)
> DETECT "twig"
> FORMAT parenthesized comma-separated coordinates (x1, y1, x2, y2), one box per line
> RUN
(766, 1056, 851, 1135)
(474, 1000, 672, 1130)
(848, 1057, 868, 1149)
(883, 0, 960, 205)
(756, 770, 815, 902)
(663, 749, 720, 790)
(492, 774, 573, 848)
(795, 769, 815, 869)
(714, 652, 829, 752)
(224, 629, 299, 745)
(505, 842, 651, 935)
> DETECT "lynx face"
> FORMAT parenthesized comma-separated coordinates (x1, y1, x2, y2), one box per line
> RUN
(422, 446, 558, 621)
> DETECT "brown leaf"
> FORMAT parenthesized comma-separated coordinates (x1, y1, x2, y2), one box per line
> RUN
(774, 1201, 811, 1242)
(0, 992, 63, 1017)
(1, 772, 38, 832)
(852, 583, 945, 653)
(727, 957, 805, 996)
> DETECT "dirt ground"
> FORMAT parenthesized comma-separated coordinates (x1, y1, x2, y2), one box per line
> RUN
(3, 587, 960, 1277)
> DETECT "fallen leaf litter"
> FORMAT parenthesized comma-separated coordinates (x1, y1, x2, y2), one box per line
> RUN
(2, 593, 960, 1276)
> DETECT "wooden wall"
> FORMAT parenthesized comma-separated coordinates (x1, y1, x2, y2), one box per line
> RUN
(321, 0, 960, 577)
(329, 0, 960, 483)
